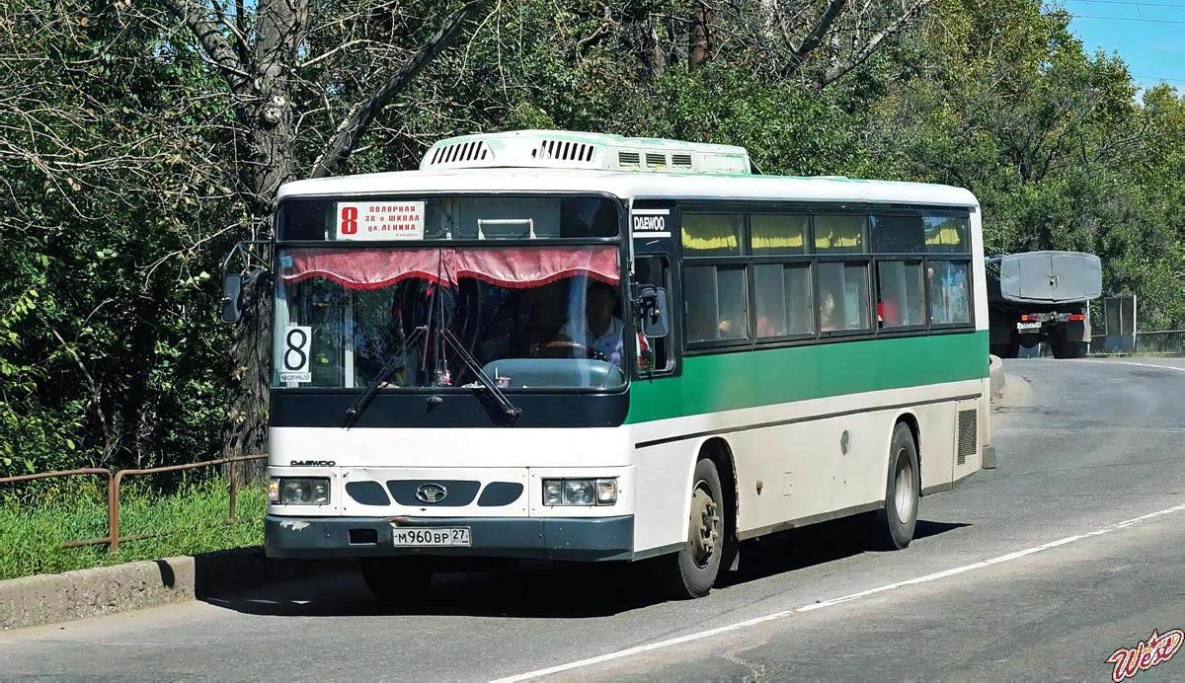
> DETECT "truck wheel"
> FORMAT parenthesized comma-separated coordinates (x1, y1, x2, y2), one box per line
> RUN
(1050, 338, 1087, 359)
(359, 557, 434, 603)
(867, 423, 920, 550)
(1002, 338, 1021, 358)
(1017, 336, 1041, 358)
(653, 457, 725, 599)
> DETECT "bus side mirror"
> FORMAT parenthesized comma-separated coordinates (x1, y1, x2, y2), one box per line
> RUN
(221, 273, 243, 324)
(637, 285, 670, 339)
(219, 240, 271, 324)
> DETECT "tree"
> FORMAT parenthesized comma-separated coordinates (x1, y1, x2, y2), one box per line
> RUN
(150, 0, 491, 463)
(1, 2, 237, 474)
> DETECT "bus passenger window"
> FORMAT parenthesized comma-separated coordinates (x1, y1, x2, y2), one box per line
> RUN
(754, 265, 789, 337)
(923, 216, 968, 253)
(927, 261, 970, 324)
(751, 215, 808, 255)
(872, 215, 924, 254)
(818, 262, 869, 332)
(754, 263, 813, 338)
(876, 261, 924, 328)
(684, 265, 749, 342)
(682, 214, 742, 255)
(716, 268, 748, 339)
(815, 215, 866, 254)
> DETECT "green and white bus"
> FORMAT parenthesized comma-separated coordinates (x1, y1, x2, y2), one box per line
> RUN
(232, 130, 992, 599)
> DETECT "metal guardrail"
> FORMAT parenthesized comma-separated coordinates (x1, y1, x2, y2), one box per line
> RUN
(0, 454, 267, 552)
(1090, 329, 1185, 355)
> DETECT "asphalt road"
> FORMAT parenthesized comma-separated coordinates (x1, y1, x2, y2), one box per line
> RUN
(3, 358, 1185, 682)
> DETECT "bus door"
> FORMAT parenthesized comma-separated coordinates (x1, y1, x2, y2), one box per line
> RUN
(630, 201, 680, 378)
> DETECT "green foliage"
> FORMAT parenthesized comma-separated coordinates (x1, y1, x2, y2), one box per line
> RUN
(0, 477, 266, 581)
(1, 3, 237, 477)
(2, 0, 1184, 485)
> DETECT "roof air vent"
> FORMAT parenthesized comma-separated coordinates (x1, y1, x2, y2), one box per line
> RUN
(428, 139, 490, 166)
(618, 151, 641, 167)
(645, 153, 666, 168)
(671, 154, 693, 169)
(534, 139, 594, 162)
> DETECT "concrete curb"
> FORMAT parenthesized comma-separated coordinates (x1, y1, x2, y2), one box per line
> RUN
(989, 354, 1005, 397)
(0, 547, 352, 631)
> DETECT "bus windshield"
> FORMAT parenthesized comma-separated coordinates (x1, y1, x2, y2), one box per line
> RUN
(273, 245, 627, 391)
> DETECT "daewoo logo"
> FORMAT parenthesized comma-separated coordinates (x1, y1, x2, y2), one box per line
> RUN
(1106, 628, 1183, 682)
(289, 460, 336, 467)
(415, 483, 448, 504)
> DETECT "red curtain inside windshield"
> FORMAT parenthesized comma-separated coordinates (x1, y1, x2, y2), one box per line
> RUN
(282, 246, 619, 290)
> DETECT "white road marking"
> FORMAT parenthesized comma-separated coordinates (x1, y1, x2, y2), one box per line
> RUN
(491, 502, 1185, 683)
(1068, 359, 1185, 373)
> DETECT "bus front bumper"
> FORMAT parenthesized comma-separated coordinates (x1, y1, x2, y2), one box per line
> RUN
(265, 514, 634, 562)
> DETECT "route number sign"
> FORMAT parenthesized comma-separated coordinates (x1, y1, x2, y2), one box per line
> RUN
(279, 325, 312, 384)
(336, 201, 425, 241)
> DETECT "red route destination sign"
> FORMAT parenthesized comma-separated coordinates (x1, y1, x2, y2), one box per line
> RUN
(336, 201, 424, 240)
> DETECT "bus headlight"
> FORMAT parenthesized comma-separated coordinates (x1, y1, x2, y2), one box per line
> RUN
(543, 478, 617, 506)
(269, 477, 330, 505)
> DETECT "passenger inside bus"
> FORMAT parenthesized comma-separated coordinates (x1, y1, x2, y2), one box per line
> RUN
(820, 290, 839, 332)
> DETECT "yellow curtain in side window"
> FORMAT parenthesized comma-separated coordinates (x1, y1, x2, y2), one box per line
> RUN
(815, 215, 864, 251)
(751, 215, 807, 253)
(682, 214, 741, 254)
(925, 221, 964, 247)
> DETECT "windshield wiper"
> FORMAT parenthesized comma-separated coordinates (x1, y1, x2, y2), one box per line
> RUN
(439, 328, 522, 422)
(343, 326, 426, 429)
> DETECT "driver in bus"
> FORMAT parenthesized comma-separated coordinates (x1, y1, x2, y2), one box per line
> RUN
(559, 280, 625, 364)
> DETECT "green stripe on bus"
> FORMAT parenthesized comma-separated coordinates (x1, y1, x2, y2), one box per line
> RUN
(626, 331, 989, 424)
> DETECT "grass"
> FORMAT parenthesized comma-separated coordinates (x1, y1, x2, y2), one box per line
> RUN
(0, 477, 267, 581)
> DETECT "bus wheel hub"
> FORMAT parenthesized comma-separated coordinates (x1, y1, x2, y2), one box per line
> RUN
(692, 487, 719, 565)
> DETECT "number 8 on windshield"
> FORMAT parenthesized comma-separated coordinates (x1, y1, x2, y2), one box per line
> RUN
(279, 325, 312, 385)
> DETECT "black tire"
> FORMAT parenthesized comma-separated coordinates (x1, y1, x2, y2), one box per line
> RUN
(868, 423, 920, 550)
(1016, 335, 1041, 358)
(1002, 337, 1021, 358)
(652, 458, 725, 599)
(359, 557, 434, 603)
(1052, 340, 1087, 359)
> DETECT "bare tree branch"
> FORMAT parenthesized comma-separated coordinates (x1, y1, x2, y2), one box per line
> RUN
(159, 0, 249, 87)
(791, 0, 847, 60)
(310, 0, 489, 179)
(576, 7, 615, 56)
(816, 0, 935, 87)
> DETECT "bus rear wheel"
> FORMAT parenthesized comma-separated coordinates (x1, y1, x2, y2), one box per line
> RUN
(653, 457, 725, 599)
(359, 557, 434, 603)
(868, 422, 920, 550)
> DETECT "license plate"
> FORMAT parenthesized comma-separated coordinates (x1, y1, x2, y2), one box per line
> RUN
(392, 527, 471, 547)
(1016, 321, 1042, 330)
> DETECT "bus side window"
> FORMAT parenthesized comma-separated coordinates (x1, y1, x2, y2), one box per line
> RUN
(637, 255, 673, 373)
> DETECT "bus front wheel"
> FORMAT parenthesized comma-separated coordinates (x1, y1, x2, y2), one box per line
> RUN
(653, 457, 725, 599)
(868, 422, 920, 550)
(359, 557, 434, 603)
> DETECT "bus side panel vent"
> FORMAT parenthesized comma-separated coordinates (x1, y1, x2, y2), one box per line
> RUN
(645, 153, 667, 168)
(618, 151, 641, 167)
(957, 410, 977, 465)
(672, 153, 693, 169)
